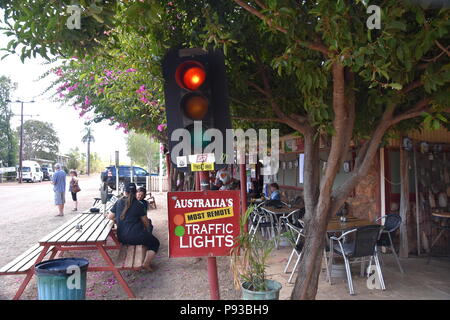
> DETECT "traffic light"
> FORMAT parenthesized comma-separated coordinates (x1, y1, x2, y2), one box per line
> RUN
(162, 48, 232, 172)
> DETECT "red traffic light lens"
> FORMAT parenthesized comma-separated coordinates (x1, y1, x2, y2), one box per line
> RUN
(182, 94, 209, 120)
(183, 67, 206, 91)
(176, 61, 206, 91)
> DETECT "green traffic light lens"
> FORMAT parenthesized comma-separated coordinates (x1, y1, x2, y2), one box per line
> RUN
(187, 124, 210, 150)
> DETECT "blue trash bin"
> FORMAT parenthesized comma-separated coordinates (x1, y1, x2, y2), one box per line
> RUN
(35, 258, 89, 300)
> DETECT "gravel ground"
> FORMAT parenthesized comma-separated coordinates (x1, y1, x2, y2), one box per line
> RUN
(0, 177, 240, 300)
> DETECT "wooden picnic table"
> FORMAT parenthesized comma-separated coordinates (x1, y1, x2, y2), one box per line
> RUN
(2, 213, 138, 300)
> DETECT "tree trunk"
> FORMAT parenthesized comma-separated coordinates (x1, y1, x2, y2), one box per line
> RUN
(290, 130, 334, 300)
(291, 63, 352, 300)
(399, 144, 409, 258)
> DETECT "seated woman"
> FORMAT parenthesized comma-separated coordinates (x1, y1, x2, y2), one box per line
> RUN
(107, 183, 160, 271)
(248, 181, 262, 199)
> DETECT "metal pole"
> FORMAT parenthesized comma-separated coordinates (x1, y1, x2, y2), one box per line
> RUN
(19, 102, 24, 184)
(166, 153, 172, 191)
(197, 170, 220, 300)
(413, 146, 421, 255)
(159, 143, 163, 192)
(240, 163, 248, 217)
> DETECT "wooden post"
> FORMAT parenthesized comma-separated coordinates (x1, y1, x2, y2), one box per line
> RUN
(399, 144, 409, 258)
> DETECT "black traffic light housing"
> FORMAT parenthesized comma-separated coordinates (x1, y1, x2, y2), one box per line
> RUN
(162, 47, 232, 172)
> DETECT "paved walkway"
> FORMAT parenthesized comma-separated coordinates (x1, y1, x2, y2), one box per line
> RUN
(267, 246, 450, 299)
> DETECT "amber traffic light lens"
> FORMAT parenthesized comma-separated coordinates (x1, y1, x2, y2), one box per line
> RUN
(182, 94, 209, 120)
(175, 61, 206, 91)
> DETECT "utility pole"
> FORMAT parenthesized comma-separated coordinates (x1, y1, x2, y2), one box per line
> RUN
(6, 99, 36, 183)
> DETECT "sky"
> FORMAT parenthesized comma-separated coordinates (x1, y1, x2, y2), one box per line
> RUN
(0, 21, 131, 165)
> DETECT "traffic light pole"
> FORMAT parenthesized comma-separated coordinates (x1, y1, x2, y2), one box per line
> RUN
(195, 171, 220, 300)
(240, 163, 248, 225)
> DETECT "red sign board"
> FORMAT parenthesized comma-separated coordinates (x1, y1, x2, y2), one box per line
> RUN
(167, 190, 241, 258)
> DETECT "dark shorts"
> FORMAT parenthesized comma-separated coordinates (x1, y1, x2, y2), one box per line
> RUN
(71, 192, 77, 201)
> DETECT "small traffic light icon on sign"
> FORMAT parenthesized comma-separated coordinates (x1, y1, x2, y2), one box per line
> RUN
(162, 48, 232, 172)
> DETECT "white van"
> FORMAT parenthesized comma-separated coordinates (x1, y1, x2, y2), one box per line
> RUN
(17, 161, 44, 183)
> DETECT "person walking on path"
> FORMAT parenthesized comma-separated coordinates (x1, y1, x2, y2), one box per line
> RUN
(69, 170, 81, 212)
(51, 163, 66, 217)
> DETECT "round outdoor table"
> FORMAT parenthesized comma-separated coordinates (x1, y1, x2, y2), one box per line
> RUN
(431, 212, 450, 218)
(324, 217, 378, 283)
(327, 217, 376, 233)
(428, 212, 450, 263)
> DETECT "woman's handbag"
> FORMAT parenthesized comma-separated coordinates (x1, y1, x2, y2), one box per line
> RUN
(72, 180, 81, 193)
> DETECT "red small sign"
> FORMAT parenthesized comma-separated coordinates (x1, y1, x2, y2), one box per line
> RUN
(167, 190, 241, 258)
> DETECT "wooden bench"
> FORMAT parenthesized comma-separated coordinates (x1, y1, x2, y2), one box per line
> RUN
(117, 245, 147, 270)
(0, 244, 55, 275)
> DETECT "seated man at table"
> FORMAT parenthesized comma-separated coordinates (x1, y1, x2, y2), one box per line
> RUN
(106, 183, 159, 272)
(269, 183, 281, 200)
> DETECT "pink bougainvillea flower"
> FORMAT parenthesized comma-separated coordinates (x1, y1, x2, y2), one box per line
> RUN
(104, 69, 113, 78)
(140, 96, 150, 104)
(67, 83, 79, 92)
(125, 68, 137, 73)
(136, 85, 146, 93)
(54, 68, 63, 77)
(84, 96, 91, 107)
(58, 93, 65, 98)
(157, 124, 167, 132)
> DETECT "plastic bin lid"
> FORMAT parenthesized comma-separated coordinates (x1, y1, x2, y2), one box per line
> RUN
(35, 258, 89, 276)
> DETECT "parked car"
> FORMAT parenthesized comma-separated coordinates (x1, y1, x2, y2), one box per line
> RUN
(17, 160, 43, 183)
(101, 166, 156, 190)
(41, 166, 54, 181)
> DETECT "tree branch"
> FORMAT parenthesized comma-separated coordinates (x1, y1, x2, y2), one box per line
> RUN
(390, 98, 433, 126)
(401, 80, 423, 95)
(233, 0, 330, 57)
(231, 116, 286, 123)
(435, 40, 450, 58)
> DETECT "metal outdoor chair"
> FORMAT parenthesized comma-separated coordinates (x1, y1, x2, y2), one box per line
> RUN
(375, 214, 404, 274)
(284, 220, 305, 283)
(329, 225, 385, 295)
(249, 202, 278, 245)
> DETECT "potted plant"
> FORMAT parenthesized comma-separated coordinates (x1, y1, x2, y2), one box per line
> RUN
(230, 205, 282, 300)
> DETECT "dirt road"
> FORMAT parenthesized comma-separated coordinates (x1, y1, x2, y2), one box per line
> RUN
(0, 175, 240, 300)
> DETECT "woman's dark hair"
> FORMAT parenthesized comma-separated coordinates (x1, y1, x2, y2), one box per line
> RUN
(69, 169, 78, 177)
(120, 188, 137, 221)
(270, 183, 279, 190)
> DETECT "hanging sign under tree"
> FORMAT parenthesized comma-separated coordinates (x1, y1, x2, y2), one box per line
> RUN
(167, 190, 241, 258)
